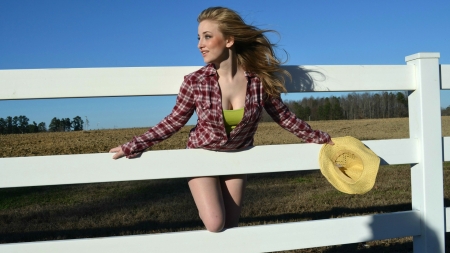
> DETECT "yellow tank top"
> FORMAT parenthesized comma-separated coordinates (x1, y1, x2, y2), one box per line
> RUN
(223, 108, 244, 134)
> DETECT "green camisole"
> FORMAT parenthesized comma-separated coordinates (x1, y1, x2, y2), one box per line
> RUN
(223, 108, 244, 134)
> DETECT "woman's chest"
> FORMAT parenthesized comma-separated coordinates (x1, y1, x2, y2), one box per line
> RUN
(193, 80, 264, 128)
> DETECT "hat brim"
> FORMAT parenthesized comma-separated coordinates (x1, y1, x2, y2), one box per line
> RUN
(319, 136, 380, 194)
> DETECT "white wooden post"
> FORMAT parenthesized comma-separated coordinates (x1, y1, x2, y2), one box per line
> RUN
(406, 52, 445, 252)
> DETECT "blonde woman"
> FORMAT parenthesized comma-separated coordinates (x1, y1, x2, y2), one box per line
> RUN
(110, 6, 334, 232)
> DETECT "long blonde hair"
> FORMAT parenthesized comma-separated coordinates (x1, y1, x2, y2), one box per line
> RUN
(198, 7, 290, 98)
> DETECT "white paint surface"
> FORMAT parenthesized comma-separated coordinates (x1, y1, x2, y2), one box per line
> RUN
(0, 65, 414, 100)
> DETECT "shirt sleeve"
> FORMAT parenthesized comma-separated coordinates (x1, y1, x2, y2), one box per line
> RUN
(121, 77, 196, 157)
(263, 96, 331, 144)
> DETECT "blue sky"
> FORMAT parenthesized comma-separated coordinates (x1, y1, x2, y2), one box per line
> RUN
(1, 0, 449, 129)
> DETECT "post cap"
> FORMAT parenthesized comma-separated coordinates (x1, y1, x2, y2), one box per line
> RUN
(405, 52, 440, 62)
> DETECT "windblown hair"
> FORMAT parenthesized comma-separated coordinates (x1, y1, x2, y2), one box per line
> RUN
(198, 7, 290, 98)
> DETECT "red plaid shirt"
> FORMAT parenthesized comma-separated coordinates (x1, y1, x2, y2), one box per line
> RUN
(121, 64, 331, 157)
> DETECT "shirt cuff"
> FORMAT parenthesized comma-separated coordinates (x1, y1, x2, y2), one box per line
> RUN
(303, 130, 331, 144)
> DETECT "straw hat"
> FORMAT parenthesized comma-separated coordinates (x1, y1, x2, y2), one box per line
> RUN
(319, 136, 380, 194)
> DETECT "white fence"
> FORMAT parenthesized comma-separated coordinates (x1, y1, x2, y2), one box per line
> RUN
(0, 52, 449, 252)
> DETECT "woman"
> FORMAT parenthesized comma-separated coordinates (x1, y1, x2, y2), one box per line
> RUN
(110, 6, 334, 232)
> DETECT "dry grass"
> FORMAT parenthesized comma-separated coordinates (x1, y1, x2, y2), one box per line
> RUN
(2, 116, 449, 157)
(1, 116, 450, 252)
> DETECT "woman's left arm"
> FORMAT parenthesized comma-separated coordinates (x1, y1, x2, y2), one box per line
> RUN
(263, 96, 332, 144)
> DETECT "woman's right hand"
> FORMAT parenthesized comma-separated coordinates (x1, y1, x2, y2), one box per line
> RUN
(109, 146, 125, 160)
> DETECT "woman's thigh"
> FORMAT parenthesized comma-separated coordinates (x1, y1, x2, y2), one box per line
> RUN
(188, 176, 225, 232)
(188, 174, 247, 231)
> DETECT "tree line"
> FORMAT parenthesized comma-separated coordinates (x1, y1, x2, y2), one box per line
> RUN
(262, 91, 411, 122)
(0, 116, 84, 134)
(1, 93, 448, 134)
(442, 106, 450, 116)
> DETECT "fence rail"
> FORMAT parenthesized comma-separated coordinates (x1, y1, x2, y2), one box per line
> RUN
(0, 52, 449, 252)
(1, 65, 415, 100)
(0, 139, 417, 188)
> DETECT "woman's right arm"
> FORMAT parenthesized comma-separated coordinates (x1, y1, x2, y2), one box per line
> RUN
(110, 77, 196, 159)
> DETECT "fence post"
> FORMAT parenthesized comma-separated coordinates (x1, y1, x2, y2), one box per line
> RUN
(406, 52, 445, 252)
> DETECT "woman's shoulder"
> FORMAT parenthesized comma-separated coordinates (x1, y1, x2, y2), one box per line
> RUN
(184, 64, 216, 81)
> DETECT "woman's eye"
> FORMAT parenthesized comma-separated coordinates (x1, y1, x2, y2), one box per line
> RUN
(205, 35, 211, 39)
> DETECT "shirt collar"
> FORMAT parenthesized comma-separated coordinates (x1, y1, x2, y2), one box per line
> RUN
(244, 71, 257, 78)
(204, 63, 217, 76)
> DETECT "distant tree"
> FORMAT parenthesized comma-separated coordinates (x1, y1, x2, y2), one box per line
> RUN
(323, 98, 331, 120)
(38, 122, 47, 132)
(27, 121, 39, 133)
(0, 115, 48, 134)
(6, 116, 13, 134)
(49, 117, 61, 132)
(304, 106, 311, 121)
(12, 116, 20, 133)
(292, 101, 307, 120)
(0, 118, 5, 134)
(330, 97, 343, 120)
(72, 116, 84, 131)
(63, 118, 71, 131)
(18, 115, 29, 133)
(442, 106, 450, 116)
(396, 92, 408, 107)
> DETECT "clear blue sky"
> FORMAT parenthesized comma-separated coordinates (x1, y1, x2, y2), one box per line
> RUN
(1, 0, 449, 129)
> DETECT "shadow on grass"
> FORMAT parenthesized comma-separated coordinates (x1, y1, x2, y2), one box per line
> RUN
(0, 219, 205, 244)
(1, 169, 448, 252)
(0, 201, 414, 245)
(239, 203, 412, 224)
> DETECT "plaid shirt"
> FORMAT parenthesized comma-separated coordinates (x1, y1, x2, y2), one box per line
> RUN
(121, 64, 331, 157)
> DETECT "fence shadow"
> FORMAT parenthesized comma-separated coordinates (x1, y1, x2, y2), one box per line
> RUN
(0, 169, 446, 252)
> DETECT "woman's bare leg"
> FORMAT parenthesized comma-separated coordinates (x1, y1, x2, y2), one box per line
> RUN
(188, 176, 225, 232)
(188, 174, 247, 231)
(220, 174, 247, 228)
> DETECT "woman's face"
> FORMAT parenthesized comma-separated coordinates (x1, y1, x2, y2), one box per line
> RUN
(197, 20, 232, 65)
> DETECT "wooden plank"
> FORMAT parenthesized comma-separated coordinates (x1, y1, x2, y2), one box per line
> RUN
(0, 139, 418, 188)
(444, 137, 450, 162)
(0, 65, 414, 100)
(0, 211, 420, 253)
(441, 65, 450, 89)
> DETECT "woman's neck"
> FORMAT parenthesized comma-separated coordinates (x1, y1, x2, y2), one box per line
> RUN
(214, 49, 242, 80)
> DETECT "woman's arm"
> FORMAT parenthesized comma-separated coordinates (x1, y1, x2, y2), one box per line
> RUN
(263, 96, 332, 144)
(110, 77, 196, 159)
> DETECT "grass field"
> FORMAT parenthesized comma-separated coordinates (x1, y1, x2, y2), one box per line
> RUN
(1, 117, 450, 252)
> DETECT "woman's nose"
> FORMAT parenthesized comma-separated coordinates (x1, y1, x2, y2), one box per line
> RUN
(197, 38, 203, 49)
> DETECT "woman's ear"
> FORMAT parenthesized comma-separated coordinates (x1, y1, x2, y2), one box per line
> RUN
(226, 36, 235, 48)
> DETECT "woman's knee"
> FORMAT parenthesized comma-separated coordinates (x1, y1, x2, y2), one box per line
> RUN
(200, 212, 225, 232)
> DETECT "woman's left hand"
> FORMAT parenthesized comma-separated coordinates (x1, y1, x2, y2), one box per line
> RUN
(109, 146, 125, 159)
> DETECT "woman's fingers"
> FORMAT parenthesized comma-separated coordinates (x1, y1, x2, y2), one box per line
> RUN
(110, 146, 125, 159)
(112, 151, 125, 159)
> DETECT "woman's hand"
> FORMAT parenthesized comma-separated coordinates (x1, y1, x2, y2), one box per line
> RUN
(109, 146, 125, 160)
(327, 140, 335, 145)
